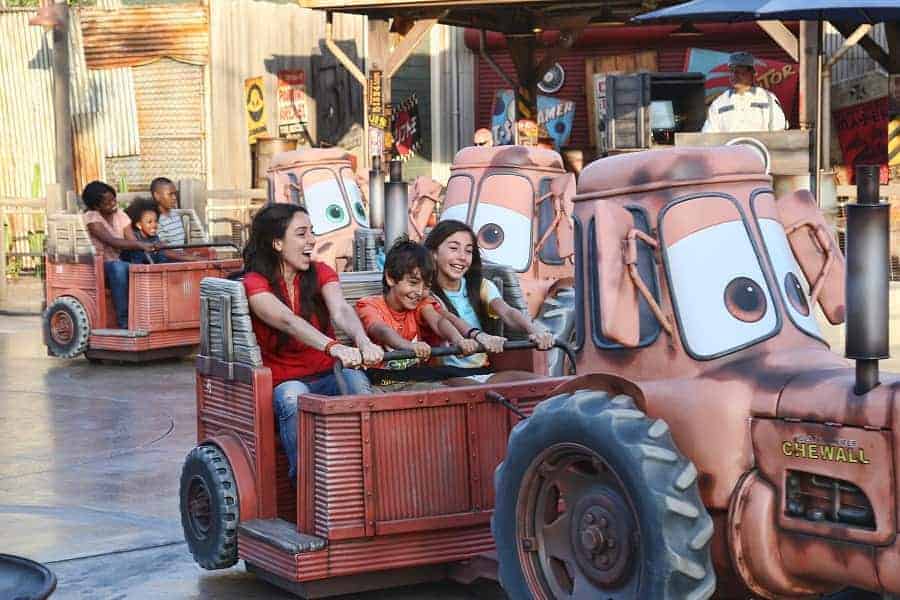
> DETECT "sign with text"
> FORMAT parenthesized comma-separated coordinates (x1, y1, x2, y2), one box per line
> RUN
(537, 95, 575, 150)
(391, 94, 421, 161)
(244, 76, 267, 144)
(491, 89, 516, 146)
(834, 97, 889, 175)
(277, 69, 308, 138)
(367, 70, 388, 130)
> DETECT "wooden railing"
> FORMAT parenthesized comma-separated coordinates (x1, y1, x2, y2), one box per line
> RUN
(0, 197, 47, 299)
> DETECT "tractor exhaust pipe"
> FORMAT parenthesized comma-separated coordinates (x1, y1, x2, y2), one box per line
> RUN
(369, 155, 385, 229)
(845, 165, 890, 395)
(384, 159, 408, 250)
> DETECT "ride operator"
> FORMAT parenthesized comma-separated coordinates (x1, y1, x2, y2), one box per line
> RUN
(702, 52, 788, 133)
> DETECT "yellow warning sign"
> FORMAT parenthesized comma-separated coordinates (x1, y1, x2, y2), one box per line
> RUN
(245, 77, 268, 144)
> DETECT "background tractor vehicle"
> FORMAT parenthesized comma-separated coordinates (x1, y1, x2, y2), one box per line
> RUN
(434, 145, 578, 376)
(268, 144, 580, 377)
(42, 210, 241, 362)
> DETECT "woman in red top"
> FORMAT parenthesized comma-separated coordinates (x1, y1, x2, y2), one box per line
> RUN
(243, 203, 382, 481)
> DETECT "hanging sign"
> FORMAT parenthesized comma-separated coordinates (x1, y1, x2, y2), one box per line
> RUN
(244, 77, 267, 144)
(277, 69, 308, 138)
(367, 70, 389, 130)
(491, 89, 516, 146)
(391, 94, 421, 161)
(517, 119, 539, 146)
(537, 95, 575, 150)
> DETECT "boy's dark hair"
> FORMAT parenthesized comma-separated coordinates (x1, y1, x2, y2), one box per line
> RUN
(124, 197, 160, 226)
(82, 180, 116, 211)
(382, 237, 435, 294)
(150, 177, 175, 195)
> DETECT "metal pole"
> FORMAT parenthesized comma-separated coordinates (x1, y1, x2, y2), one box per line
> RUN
(383, 159, 408, 250)
(52, 0, 75, 195)
(368, 155, 384, 229)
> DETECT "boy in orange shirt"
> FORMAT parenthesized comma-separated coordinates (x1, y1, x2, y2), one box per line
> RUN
(356, 239, 476, 390)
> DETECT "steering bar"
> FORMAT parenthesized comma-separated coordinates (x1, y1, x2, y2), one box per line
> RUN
(332, 339, 576, 395)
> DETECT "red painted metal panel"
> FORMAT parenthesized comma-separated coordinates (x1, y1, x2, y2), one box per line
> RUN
(471, 402, 509, 510)
(131, 271, 166, 331)
(276, 451, 295, 523)
(372, 406, 470, 522)
(298, 410, 316, 533)
(87, 329, 198, 351)
(314, 413, 366, 539)
(239, 526, 494, 583)
(198, 375, 258, 463)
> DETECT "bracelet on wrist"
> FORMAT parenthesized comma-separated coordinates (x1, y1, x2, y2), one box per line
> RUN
(323, 339, 340, 356)
(466, 327, 482, 339)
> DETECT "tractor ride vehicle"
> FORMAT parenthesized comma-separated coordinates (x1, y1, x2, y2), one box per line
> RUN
(42, 209, 241, 362)
(181, 143, 900, 599)
(267, 145, 579, 377)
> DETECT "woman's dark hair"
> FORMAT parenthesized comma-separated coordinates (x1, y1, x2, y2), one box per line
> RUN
(243, 203, 330, 348)
(82, 180, 116, 211)
(423, 219, 489, 326)
(124, 197, 159, 226)
(382, 237, 435, 294)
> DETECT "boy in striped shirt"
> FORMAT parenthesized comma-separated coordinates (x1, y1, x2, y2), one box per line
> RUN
(151, 177, 205, 261)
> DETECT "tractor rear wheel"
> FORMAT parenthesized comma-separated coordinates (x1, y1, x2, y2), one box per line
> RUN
(493, 390, 715, 600)
(179, 444, 239, 569)
(43, 296, 90, 358)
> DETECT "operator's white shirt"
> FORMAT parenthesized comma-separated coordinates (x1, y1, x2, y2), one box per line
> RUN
(702, 86, 788, 133)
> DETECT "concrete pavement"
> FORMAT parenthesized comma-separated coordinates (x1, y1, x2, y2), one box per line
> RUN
(0, 316, 504, 599)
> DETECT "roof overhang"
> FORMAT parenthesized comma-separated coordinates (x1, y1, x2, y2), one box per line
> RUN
(298, 0, 681, 34)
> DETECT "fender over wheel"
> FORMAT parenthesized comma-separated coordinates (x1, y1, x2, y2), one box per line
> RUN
(180, 444, 240, 569)
(43, 296, 90, 358)
(493, 390, 715, 600)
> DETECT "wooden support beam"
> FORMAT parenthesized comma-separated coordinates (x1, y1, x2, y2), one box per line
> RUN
(886, 21, 900, 74)
(757, 20, 799, 62)
(386, 19, 438, 79)
(831, 21, 892, 73)
(799, 21, 819, 131)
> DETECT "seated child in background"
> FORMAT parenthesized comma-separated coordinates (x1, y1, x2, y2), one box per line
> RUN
(355, 238, 478, 392)
(120, 198, 169, 264)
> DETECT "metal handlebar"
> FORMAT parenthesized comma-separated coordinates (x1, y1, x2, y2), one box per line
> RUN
(332, 339, 576, 395)
(156, 242, 241, 252)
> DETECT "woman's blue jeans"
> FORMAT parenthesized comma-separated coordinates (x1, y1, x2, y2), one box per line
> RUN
(104, 260, 130, 329)
(273, 369, 371, 481)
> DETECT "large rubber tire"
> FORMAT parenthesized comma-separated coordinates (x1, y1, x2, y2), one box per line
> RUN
(493, 390, 715, 600)
(534, 287, 576, 377)
(179, 444, 240, 569)
(43, 296, 90, 358)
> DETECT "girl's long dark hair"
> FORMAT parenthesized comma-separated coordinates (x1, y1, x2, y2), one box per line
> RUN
(243, 204, 330, 348)
(423, 219, 490, 327)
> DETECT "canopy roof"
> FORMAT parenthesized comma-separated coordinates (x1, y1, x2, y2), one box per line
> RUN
(298, 0, 683, 34)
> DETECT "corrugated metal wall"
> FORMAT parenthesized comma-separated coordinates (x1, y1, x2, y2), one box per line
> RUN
(475, 33, 796, 152)
(824, 23, 888, 84)
(0, 10, 55, 198)
(0, 6, 140, 198)
(209, 0, 365, 189)
(106, 58, 205, 189)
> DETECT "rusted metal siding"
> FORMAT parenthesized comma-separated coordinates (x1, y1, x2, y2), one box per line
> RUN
(106, 57, 205, 189)
(79, 4, 208, 69)
(209, 0, 366, 188)
(825, 23, 888, 84)
(0, 7, 140, 197)
(198, 376, 258, 462)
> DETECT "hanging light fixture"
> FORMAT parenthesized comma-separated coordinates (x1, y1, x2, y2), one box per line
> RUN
(28, 0, 65, 30)
(670, 22, 704, 37)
